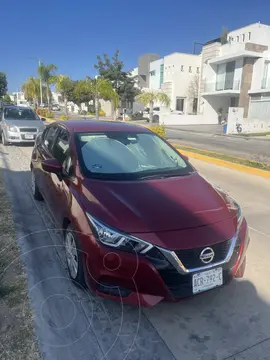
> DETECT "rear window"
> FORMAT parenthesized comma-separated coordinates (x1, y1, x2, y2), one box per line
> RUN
(4, 108, 39, 120)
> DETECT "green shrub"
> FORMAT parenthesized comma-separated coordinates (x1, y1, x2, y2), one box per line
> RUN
(45, 111, 54, 118)
(36, 108, 47, 117)
(59, 115, 70, 120)
(148, 124, 166, 138)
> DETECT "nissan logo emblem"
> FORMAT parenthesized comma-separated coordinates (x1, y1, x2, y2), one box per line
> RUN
(200, 247, 215, 264)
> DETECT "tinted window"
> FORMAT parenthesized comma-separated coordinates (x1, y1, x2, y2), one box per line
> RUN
(75, 132, 193, 180)
(4, 108, 39, 120)
(43, 126, 58, 151)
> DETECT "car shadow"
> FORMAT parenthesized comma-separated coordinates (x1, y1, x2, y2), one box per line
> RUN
(1, 164, 270, 360)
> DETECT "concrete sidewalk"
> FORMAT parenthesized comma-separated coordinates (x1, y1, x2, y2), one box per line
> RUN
(165, 124, 270, 141)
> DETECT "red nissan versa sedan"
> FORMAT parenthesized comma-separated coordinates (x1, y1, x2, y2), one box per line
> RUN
(30, 121, 250, 307)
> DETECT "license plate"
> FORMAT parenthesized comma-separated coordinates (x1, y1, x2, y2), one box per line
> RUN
(192, 267, 223, 294)
(25, 134, 34, 139)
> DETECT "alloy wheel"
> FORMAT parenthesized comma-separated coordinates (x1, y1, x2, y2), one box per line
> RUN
(65, 232, 79, 279)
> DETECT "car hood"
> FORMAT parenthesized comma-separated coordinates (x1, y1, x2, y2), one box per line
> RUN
(4, 119, 44, 129)
(80, 172, 238, 233)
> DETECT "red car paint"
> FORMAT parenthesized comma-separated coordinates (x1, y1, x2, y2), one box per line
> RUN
(31, 121, 249, 307)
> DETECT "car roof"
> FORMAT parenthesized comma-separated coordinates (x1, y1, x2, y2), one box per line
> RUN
(55, 120, 152, 134)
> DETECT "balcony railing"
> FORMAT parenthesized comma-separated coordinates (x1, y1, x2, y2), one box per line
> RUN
(204, 80, 241, 93)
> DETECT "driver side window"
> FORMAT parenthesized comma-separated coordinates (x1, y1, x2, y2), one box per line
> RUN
(52, 129, 74, 177)
(43, 126, 58, 152)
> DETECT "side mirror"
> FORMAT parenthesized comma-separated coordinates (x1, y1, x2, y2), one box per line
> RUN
(40, 117, 46, 122)
(41, 158, 62, 174)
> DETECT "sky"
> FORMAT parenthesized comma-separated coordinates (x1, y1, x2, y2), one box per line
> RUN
(2, 0, 270, 91)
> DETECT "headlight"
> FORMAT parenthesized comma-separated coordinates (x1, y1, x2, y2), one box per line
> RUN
(214, 186, 243, 228)
(9, 125, 18, 132)
(87, 214, 153, 254)
(234, 201, 243, 227)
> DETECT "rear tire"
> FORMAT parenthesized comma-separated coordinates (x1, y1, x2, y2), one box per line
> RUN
(31, 170, 43, 201)
(64, 224, 86, 288)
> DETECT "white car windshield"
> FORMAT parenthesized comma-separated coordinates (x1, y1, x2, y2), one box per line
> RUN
(75, 131, 193, 180)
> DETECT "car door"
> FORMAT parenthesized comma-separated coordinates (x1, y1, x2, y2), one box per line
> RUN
(49, 127, 75, 225)
(35, 124, 60, 209)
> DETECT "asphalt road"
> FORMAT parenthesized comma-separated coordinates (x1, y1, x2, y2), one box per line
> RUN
(1, 143, 270, 360)
(166, 127, 270, 163)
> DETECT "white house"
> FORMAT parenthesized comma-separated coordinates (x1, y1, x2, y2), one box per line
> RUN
(149, 59, 164, 90)
(161, 52, 201, 114)
(199, 22, 270, 130)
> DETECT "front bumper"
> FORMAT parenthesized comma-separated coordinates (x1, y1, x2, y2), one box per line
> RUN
(82, 219, 249, 307)
(5, 131, 37, 143)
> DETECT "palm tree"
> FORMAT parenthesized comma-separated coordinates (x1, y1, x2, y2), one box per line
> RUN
(38, 62, 57, 110)
(22, 77, 40, 108)
(90, 77, 119, 120)
(136, 90, 171, 123)
(55, 75, 73, 116)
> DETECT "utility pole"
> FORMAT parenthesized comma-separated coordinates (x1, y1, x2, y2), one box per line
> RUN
(38, 60, 43, 106)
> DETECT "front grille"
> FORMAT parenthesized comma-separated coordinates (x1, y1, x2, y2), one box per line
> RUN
(175, 239, 232, 269)
(19, 128, 37, 133)
(146, 241, 240, 299)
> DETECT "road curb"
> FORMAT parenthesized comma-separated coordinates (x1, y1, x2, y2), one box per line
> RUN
(177, 148, 270, 179)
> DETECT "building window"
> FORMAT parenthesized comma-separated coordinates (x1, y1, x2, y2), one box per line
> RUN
(176, 97, 185, 112)
(262, 61, 270, 89)
(237, 36, 239, 42)
(181, 65, 184, 72)
(197, 67, 200, 74)
(150, 70, 156, 76)
(230, 97, 239, 107)
(248, 32, 251, 41)
(242, 34, 245, 42)
(160, 64, 164, 86)
(193, 98, 198, 114)
(189, 66, 192, 73)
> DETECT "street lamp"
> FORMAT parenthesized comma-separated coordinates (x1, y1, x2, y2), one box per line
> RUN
(29, 57, 43, 106)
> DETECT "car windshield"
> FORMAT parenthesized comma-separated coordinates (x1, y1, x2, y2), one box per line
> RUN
(75, 131, 193, 180)
(4, 108, 39, 120)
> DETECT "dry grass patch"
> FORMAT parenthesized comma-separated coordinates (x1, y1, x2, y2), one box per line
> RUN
(0, 171, 40, 360)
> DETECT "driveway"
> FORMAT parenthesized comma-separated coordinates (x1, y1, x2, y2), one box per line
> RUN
(1, 144, 270, 360)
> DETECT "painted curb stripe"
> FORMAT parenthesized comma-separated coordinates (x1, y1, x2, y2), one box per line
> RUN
(177, 149, 270, 179)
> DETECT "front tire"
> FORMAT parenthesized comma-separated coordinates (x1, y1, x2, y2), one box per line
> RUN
(31, 170, 43, 201)
(64, 224, 86, 288)
(1, 132, 8, 146)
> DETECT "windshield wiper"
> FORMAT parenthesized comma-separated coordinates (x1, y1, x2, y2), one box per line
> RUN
(138, 172, 190, 180)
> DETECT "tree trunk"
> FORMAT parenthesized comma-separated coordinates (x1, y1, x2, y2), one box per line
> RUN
(64, 97, 68, 116)
(95, 95, 99, 121)
(111, 100, 116, 121)
(46, 83, 50, 111)
(149, 101, 154, 123)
